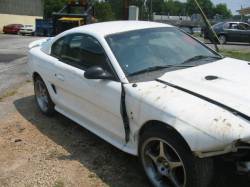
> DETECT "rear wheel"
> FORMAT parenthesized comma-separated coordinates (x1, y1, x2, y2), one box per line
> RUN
(218, 35, 227, 44)
(139, 128, 213, 187)
(34, 76, 55, 116)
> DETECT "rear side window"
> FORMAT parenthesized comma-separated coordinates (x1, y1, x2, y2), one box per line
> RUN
(51, 38, 64, 58)
(229, 23, 238, 29)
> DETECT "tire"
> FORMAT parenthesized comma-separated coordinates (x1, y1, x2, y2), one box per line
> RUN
(34, 76, 55, 116)
(139, 128, 214, 187)
(218, 35, 227, 44)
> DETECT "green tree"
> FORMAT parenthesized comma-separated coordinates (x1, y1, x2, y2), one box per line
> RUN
(108, 0, 124, 19)
(214, 3, 232, 18)
(186, 0, 214, 18)
(164, 0, 186, 15)
(152, 0, 165, 13)
(44, 0, 67, 19)
(95, 2, 115, 21)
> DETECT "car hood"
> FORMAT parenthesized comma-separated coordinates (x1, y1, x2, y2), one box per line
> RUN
(157, 57, 250, 117)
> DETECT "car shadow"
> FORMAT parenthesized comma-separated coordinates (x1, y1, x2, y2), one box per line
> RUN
(14, 95, 150, 187)
(14, 96, 250, 187)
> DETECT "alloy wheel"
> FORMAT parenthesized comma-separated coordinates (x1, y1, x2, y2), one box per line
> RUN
(35, 79, 49, 112)
(218, 35, 226, 44)
(141, 138, 187, 187)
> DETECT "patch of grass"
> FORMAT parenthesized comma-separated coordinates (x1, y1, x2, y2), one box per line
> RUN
(220, 50, 250, 62)
(53, 180, 64, 187)
(0, 90, 17, 102)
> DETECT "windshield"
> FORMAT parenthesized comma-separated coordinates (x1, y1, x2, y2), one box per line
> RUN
(106, 27, 221, 77)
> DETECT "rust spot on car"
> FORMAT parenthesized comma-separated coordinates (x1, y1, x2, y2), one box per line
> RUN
(155, 96, 161, 101)
(238, 124, 244, 128)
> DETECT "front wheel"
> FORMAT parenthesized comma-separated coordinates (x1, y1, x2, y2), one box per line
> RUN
(139, 129, 213, 187)
(34, 76, 55, 116)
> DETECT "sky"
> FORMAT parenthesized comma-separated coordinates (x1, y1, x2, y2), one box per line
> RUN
(178, 0, 250, 15)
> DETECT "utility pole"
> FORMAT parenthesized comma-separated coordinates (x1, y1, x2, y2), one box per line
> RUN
(124, 0, 129, 20)
(193, 0, 219, 52)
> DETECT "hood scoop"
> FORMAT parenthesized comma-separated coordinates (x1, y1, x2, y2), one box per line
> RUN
(205, 75, 219, 81)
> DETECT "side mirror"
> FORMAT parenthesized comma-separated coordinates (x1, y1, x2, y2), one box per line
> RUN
(84, 66, 115, 80)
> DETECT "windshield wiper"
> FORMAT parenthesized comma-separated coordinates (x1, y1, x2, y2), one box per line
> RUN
(182, 55, 222, 64)
(129, 64, 193, 76)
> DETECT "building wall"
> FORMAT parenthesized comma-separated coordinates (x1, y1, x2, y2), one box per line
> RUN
(0, 0, 43, 17)
(0, 0, 43, 33)
(0, 14, 42, 33)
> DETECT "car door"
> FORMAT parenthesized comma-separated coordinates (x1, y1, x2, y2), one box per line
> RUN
(51, 33, 126, 145)
(226, 23, 241, 42)
(238, 23, 250, 42)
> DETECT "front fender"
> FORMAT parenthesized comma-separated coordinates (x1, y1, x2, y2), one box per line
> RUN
(125, 82, 250, 157)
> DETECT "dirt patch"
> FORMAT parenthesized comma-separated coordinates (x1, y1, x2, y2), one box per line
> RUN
(0, 83, 149, 187)
(0, 90, 17, 102)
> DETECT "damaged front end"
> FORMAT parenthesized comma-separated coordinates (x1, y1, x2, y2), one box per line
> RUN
(198, 141, 250, 173)
(227, 141, 250, 173)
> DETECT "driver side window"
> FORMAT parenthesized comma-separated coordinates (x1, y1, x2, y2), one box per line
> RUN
(52, 34, 112, 73)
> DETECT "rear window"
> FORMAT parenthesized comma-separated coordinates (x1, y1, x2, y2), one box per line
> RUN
(213, 22, 223, 29)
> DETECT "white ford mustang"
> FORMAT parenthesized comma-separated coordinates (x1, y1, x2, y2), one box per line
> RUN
(28, 21, 250, 187)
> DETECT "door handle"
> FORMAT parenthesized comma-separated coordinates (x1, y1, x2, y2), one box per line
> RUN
(55, 73, 64, 81)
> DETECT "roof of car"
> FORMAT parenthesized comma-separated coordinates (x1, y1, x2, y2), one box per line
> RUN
(71, 21, 172, 37)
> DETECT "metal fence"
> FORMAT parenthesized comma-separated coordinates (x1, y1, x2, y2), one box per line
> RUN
(0, 0, 43, 16)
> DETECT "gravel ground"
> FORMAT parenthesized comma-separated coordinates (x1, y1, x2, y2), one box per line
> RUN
(0, 83, 149, 187)
(0, 34, 43, 96)
(1, 34, 250, 187)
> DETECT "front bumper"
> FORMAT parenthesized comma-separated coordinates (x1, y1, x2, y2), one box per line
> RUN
(19, 30, 34, 34)
(219, 142, 250, 173)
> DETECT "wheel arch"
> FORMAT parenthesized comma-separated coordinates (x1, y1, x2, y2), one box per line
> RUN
(32, 71, 41, 81)
(218, 33, 227, 38)
(138, 120, 192, 153)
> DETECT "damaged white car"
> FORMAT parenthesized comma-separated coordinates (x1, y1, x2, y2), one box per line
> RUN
(28, 21, 250, 187)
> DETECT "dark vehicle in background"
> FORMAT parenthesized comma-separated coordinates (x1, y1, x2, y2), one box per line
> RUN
(3, 24, 23, 34)
(204, 22, 250, 44)
(35, 19, 53, 37)
(179, 26, 193, 34)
